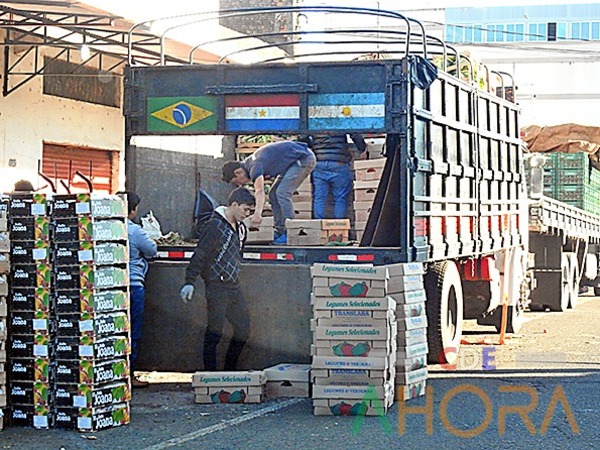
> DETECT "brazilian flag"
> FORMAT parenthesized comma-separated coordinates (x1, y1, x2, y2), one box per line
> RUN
(147, 96, 217, 132)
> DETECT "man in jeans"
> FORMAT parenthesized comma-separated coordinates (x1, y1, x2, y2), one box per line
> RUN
(126, 192, 158, 388)
(179, 187, 255, 371)
(302, 134, 367, 219)
(222, 140, 316, 244)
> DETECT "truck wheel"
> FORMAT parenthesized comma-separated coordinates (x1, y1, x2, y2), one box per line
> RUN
(567, 254, 579, 309)
(425, 261, 464, 365)
(594, 286, 600, 297)
(494, 305, 524, 333)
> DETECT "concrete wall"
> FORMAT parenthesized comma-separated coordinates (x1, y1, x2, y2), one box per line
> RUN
(136, 262, 312, 372)
(0, 31, 124, 192)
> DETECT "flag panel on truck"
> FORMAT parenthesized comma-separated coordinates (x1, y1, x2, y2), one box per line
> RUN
(308, 93, 385, 130)
(225, 94, 300, 132)
(147, 96, 217, 132)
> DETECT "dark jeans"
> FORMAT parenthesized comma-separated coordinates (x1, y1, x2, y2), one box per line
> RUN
(312, 160, 353, 219)
(130, 285, 145, 369)
(269, 151, 317, 235)
(204, 281, 250, 371)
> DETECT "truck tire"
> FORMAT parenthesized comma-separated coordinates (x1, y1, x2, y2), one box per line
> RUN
(594, 286, 600, 297)
(547, 254, 570, 312)
(425, 261, 463, 365)
(567, 253, 579, 309)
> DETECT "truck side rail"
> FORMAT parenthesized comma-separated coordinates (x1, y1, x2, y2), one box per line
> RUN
(529, 195, 600, 242)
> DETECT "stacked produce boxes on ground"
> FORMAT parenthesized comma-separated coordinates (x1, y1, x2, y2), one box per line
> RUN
(51, 194, 131, 431)
(192, 371, 266, 404)
(0, 209, 7, 429)
(353, 158, 385, 242)
(264, 363, 311, 398)
(392, 265, 428, 401)
(310, 263, 398, 416)
(7, 193, 53, 429)
(285, 219, 350, 246)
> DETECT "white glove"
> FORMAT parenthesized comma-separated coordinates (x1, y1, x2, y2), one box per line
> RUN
(180, 284, 194, 302)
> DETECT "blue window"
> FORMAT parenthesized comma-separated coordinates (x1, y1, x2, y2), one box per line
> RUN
(495, 24, 505, 42)
(581, 21, 590, 40)
(507, 23, 515, 42)
(592, 22, 600, 40)
(445, 25, 455, 42)
(539, 23, 547, 40)
(557, 22, 567, 40)
(572, 22, 581, 39)
(464, 26, 474, 43)
(528, 23, 538, 41)
(516, 23, 524, 42)
(474, 24, 482, 42)
(487, 25, 495, 42)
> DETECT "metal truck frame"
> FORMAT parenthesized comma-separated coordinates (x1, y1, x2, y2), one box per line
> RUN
(124, 6, 598, 364)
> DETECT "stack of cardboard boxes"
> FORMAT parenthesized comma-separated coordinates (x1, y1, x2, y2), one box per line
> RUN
(390, 264, 428, 401)
(0, 209, 8, 430)
(285, 219, 350, 246)
(292, 178, 312, 219)
(192, 371, 266, 404)
(7, 193, 53, 429)
(352, 158, 385, 241)
(245, 216, 274, 244)
(310, 263, 398, 416)
(51, 194, 131, 431)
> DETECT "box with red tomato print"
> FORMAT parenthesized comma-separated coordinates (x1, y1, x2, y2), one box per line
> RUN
(192, 371, 266, 404)
(311, 338, 396, 358)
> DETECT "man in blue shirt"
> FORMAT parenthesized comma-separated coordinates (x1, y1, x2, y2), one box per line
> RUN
(127, 192, 158, 388)
(222, 140, 316, 244)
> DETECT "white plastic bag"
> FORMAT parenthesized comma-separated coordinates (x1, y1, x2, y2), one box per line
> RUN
(141, 210, 163, 240)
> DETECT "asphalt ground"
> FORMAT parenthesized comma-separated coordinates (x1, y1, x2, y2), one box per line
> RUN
(1, 294, 599, 450)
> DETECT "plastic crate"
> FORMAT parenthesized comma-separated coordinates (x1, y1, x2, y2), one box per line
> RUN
(557, 152, 589, 169)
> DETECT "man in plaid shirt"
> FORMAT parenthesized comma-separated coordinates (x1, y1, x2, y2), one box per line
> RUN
(179, 187, 255, 371)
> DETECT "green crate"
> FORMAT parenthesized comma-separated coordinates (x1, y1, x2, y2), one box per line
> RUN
(556, 167, 588, 185)
(557, 152, 589, 169)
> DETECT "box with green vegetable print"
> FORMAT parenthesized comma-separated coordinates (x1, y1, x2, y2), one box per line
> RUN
(54, 402, 130, 431)
(313, 397, 394, 416)
(8, 404, 50, 429)
(54, 242, 128, 267)
(9, 381, 52, 406)
(54, 381, 130, 409)
(9, 358, 52, 383)
(53, 217, 128, 243)
(55, 289, 129, 315)
(55, 265, 128, 291)
(52, 194, 127, 219)
(55, 359, 129, 385)
(192, 371, 266, 404)
(55, 312, 129, 338)
(10, 288, 52, 313)
(55, 335, 130, 361)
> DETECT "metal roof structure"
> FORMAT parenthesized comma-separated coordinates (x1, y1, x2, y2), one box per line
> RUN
(0, 0, 222, 95)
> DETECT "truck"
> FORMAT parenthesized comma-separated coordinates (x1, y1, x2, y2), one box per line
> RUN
(123, 6, 600, 369)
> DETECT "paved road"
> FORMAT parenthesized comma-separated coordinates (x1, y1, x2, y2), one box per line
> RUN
(2, 295, 599, 449)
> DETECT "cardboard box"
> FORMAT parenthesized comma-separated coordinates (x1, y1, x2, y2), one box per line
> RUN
(313, 276, 386, 288)
(353, 158, 386, 181)
(194, 385, 263, 396)
(0, 318, 5, 340)
(11, 264, 52, 288)
(55, 335, 130, 361)
(9, 241, 50, 264)
(387, 275, 424, 294)
(315, 314, 394, 329)
(194, 393, 263, 404)
(0, 233, 9, 252)
(312, 382, 393, 400)
(8, 194, 47, 217)
(9, 334, 50, 358)
(311, 262, 424, 281)
(313, 308, 393, 320)
(191, 371, 266, 387)
(311, 295, 396, 311)
(52, 194, 127, 218)
(54, 403, 130, 431)
(54, 242, 128, 267)
(314, 325, 394, 341)
(396, 342, 429, 359)
(311, 368, 394, 386)
(55, 289, 129, 315)
(9, 217, 50, 241)
(55, 265, 128, 290)
(0, 296, 6, 317)
(313, 284, 386, 298)
(354, 189, 377, 203)
(353, 180, 380, 190)
(312, 337, 396, 357)
(54, 217, 128, 242)
(396, 316, 427, 331)
(245, 216, 274, 243)
(266, 381, 309, 398)
(263, 363, 311, 382)
(55, 358, 129, 385)
(56, 311, 129, 337)
(10, 288, 52, 312)
(8, 358, 52, 383)
(397, 328, 428, 347)
(397, 380, 427, 402)
(395, 354, 427, 372)
(312, 355, 394, 371)
(8, 405, 50, 429)
(54, 381, 131, 408)
(10, 310, 51, 334)
(396, 301, 426, 318)
(395, 367, 428, 385)
(0, 211, 6, 232)
(313, 398, 392, 416)
(10, 381, 52, 406)
(0, 252, 9, 273)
